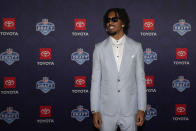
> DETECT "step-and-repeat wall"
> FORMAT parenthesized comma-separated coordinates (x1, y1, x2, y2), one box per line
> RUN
(0, 0, 195, 131)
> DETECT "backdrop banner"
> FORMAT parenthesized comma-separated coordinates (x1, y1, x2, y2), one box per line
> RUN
(0, 0, 195, 131)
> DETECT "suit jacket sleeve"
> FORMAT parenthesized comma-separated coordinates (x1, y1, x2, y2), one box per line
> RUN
(136, 43, 147, 112)
(90, 45, 101, 112)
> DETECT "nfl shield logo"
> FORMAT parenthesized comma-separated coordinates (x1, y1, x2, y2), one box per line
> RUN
(36, 19, 55, 35)
(0, 48, 19, 65)
(173, 19, 191, 36)
(36, 77, 55, 93)
(144, 48, 157, 64)
(71, 105, 89, 122)
(0, 107, 19, 124)
(71, 48, 89, 65)
(145, 105, 157, 121)
(172, 76, 190, 92)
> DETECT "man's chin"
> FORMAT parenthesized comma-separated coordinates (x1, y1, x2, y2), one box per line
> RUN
(107, 31, 117, 36)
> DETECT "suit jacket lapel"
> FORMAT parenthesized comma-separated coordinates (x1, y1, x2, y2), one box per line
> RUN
(119, 36, 131, 75)
(105, 38, 118, 74)
(119, 37, 126, 74)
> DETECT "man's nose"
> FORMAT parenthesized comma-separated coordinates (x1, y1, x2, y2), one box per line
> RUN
(108, 20, 114, 25)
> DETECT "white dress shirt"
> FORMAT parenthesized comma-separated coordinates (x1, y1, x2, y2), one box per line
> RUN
(110, 35, 126, 72)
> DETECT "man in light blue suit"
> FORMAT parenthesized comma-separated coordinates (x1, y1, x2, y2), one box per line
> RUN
(90, 8, 147, 131)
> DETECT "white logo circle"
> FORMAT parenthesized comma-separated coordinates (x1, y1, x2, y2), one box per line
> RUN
(177, 51, 186, 57)
(41, 51, 50, 57)
(144, 22, 153, 28)
(76, 21, 85, 28)
(5, 80, 15, 86)
(177, 107, 185, 113)
(41, 108, 50, 115)
(76, 79, 85, 85)
(4, 21, 15, 27)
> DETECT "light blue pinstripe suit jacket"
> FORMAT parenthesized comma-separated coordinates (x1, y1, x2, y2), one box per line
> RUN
(90, 36, 147, 116)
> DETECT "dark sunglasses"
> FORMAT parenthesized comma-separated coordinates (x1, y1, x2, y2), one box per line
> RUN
(105, 17, 120, 23)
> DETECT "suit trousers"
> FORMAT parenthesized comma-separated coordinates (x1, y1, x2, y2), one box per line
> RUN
(101, 114, 137, 131)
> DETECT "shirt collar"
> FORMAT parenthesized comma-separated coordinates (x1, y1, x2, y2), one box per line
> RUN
(110, 35, 126, 45)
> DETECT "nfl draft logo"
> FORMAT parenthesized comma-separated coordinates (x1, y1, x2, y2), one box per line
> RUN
(144, 48, 157, 64)
(172, 76, 190, 92)
(145, 105, 157, 121)
(36, 77, 55, 93)
(36, 19, 55, 35)
(71, 48, 89, 65)
(71, 105, 89, 122)
(0, 107, 19, 124)
(173, 19, 191, 36)
(0, 48, 19, 65)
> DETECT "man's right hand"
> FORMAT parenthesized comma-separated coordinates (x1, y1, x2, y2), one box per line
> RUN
(93, 112, 102, 130)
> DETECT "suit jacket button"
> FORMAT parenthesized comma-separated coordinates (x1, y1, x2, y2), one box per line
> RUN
(117, 79, 120, 82)
(118, 90, 120, 93)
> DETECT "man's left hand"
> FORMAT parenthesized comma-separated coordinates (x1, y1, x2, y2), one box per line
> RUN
(136, 110, 145, 126)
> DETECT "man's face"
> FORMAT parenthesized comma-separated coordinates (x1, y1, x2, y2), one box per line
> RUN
(106, 11, 124, 36)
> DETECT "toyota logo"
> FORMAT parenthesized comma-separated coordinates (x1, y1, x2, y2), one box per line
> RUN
(146, 78, 152, 84)
(5, 80, 15, 86)
(41, 51, 50, 57)
(177, 107, 185, 113)
(76, 79, 85, 85)
(41, 108, 50, 115)
(177, 51, 186, 57)
(144, 22, 153, 28)
(76, 21, 85, 28)
(4, 21, 15, 27)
